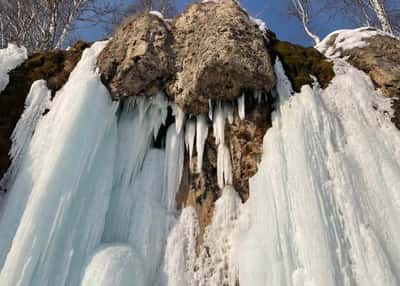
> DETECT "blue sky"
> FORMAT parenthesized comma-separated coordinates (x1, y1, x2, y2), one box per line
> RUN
(79, 0, 358, 46)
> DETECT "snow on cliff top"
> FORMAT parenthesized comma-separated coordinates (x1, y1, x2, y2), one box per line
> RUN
(0, 44, 28, 93)
(316, 27, 387, 58)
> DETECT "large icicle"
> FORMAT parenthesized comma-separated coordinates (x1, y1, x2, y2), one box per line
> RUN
(238, 94, 245, 120)
(217, 144, 233, 189)
(213, 101, 226, 145)
(163, 123, 185, 215)
(172, 104, 185, 135)
(233, 59, 400, 286)
(195, 114, 208, 172)
(1, 80, 52, 188)
(184, 119, 196, 163)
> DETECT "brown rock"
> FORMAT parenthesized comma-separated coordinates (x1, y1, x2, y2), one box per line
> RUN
(168, 0, 276, 113)
(97, 14, 175, 98)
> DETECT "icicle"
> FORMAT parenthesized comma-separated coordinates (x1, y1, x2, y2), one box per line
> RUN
(196, 114, 208, 172)
(208, 99, 213, 120)
(217, 144, 232, 189)
(163, 124, 185, 214)
(224, 103, 234, 125)
(172, 104, 185, 135)
(238, 94, 245, 120)
(255, 90, 262, 103)
(184, 119, 196, 164)
(150, 93, 169, 139)
(213, 101, 225, 146)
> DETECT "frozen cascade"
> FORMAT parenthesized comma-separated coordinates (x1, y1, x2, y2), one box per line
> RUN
(233, 59, 400, 286)
(0, 41, 118, 286)
(0, 80, 52, 188)
(0, 41, 186, 286)
(173, 104, 186, 135)
(0, 44, 28, 93)
(195, 114, 208, 172)
(81, 245, 146, 286)
(165, 186, 241, 286)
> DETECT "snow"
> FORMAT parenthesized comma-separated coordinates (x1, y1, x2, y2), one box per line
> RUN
(249, 16, 268, 32)
(149, 11, 164, 19)
(233, 59, 400, 286)
(81, 244, 146, 286)
(195, 114, 208, 172)
(0, 80, 51, 188)
(0, 44, 28, 93)
(316, 27, 387, 58)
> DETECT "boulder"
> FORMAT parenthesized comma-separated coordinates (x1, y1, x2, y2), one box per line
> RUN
(98, 14, 175, 98)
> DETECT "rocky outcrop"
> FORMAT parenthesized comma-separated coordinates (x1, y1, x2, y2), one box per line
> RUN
(97, 0, 276, 114)
(319, 30, 400, 129)
(98, 14, 174, 98)
(0, 41, 89, 188)
(271, 40, 334, 92)
(167, 0, 276, 113)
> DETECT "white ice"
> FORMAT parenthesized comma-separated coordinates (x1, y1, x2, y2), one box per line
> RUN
(233, 59, 400, 286)
(0, 44, 28, 93)
(196, 114, 208, 172)
(81, 244, 146, 286)
(238, 94, 245, 120)
(217, 144, 233, 189)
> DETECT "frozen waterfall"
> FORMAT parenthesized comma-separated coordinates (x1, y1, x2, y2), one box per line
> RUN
(0, 39, 399, 286)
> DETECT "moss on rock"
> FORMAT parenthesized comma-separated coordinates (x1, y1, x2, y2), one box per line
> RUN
(271, 40, 334, 92)
(0, 41, 89, 187)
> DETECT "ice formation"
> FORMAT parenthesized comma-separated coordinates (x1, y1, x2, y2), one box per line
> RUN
(195, 114, 208, 172)
(81, 245, 146, 286)
(234, 59, 400, 286)
(0, 44, 28, 93)
(1, 80, 52, 188)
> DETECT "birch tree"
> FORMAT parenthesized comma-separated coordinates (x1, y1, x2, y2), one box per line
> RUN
(0, 0, 124, 51)
(289, 0, 321, 44)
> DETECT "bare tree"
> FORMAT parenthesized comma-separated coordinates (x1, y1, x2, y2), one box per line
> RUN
(289, 0, 321, 44)
(0, 0, 125, 52)
(327, 0, 397, 35)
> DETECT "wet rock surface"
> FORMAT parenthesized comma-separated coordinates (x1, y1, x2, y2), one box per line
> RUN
(97, 0, 276, 113)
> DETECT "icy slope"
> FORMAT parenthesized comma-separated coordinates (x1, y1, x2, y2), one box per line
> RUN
(0, 44, 27, 93)
(234, 60, 400, 286)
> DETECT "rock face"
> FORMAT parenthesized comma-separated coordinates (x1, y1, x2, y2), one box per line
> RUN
(98, 14, 174, 98)
(97, 0, 276, 113)
(167, 0, 276, 113)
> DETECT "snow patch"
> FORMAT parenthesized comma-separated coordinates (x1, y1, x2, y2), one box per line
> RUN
(0, 44, 28, 93)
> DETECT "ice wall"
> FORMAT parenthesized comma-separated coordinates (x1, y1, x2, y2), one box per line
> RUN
(234, 60, 400, 286)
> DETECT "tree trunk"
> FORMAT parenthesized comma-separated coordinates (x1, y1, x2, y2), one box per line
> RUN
(369, 0, 393, 34)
